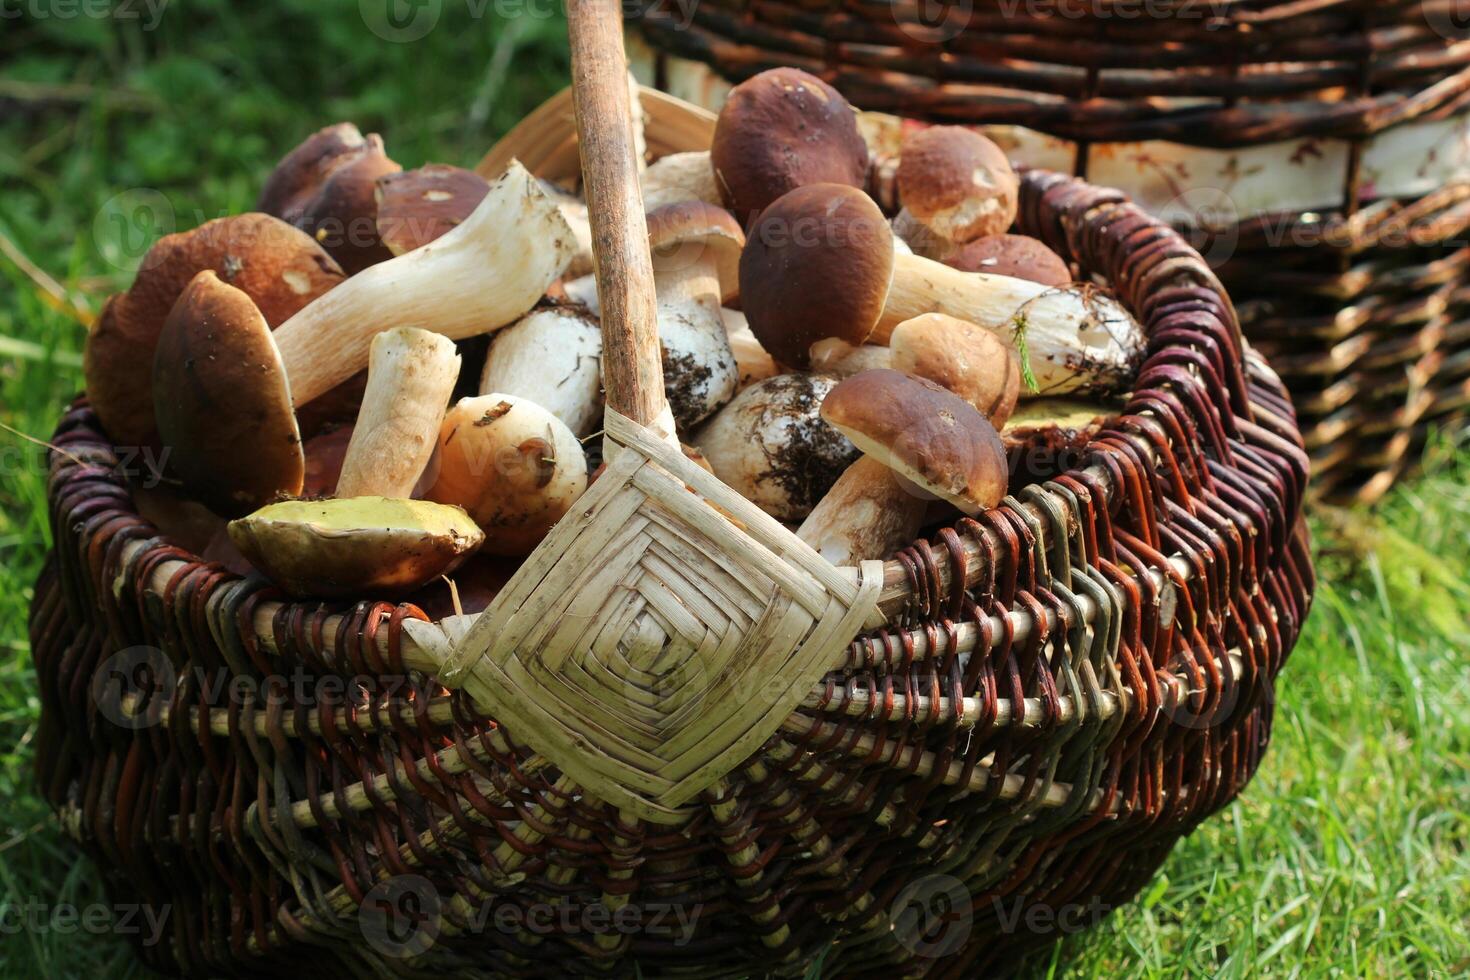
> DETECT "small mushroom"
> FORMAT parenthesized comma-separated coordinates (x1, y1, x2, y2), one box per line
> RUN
(692, 373, 859, 522)
(335, 327, 461, 499)
(426, 394, 589, 556)
(944, 234, 1072, 287)
(479, 306, 604, 439)
(821, 368, 1009, 517)
(641, 150, 722, 212)
(895, 127, 1018, 259)
(375, 164, 490, 256)
(888, 313, 1021, 424)
(83, 214, 344, 448)
(741, 183, 1145, 394)
(710, 67, 869, 223)
(796, 456, 925, 566)
(258, 122, 402, 274)
(228, 497, 483, 598)
(152, 271, 305, 516)
(647, 201, 744, 431)
(808, 338, 893, 378)
(721, 308, 780, 389)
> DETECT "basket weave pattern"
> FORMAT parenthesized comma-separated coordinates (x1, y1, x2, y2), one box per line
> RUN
(635, 0, 1470, 502)
(31, 170, 1313, 976)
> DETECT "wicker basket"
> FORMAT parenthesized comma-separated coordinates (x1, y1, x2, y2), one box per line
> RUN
(632, 0, 1470, 503)
(30, 12, 1313, 976)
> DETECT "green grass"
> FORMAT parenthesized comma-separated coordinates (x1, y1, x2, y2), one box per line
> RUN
(2, 4, 1468, 977)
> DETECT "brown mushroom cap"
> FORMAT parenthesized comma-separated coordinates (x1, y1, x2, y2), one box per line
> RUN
(83, 214, 344, 447)
(259, 123, 401, 274)
(228, 497, 483, 599)
(820, 368, 1008, 516)
(739, 183, 894, 368)
(647, 200, 746, 303)
(945, 234, 1071, 287)
(897, 127, 1018, 244)
(888, 313, 1022, 425)
(376, 164, 491, 256)
(711, 67, 869, 223)
(152, 270, 304, 517)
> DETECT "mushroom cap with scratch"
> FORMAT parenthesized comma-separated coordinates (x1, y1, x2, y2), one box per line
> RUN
(228, 497, 483, 598)
(739, 183, 895, 369)
(152, 270, 304, 517)
(897, 127, 1018, 245)
(83, 213, 344, 448)
(710, 67, 869, 223)
(426, 394, 589, 556)
(376, 164, 491, 256)
(821, 368, 1009, 517)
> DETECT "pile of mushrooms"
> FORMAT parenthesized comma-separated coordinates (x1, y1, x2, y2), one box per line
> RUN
(84, 66, 1144, 604)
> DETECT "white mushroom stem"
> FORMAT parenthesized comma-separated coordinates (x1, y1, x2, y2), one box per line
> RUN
(875, 254, 1146, 396)
(892, 208, 950, 259)
(797, 455, 927, 566)
(272, 161, 575, 407)
(722, 308, 779, 389)
(641, 151, 722, 211)
(542, 182, 595, 279)
(479, 307, 604, 438)
(654, 259, 738, 431)
(808, 338, 893, 377)
(336, 327, 461, 499)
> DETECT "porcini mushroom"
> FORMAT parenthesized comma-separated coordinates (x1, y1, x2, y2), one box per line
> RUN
(259, 122, 402, 274)
(821, 368, 1009, 517)
(647, 201, 743, 431)
(721, 308, 780, 389)
(795, 456, 926, 566)
(152, 271, 305, 516)
(426, 394, 589, 556)
(335, 327, 461, 498)
(808, 338, 893, 378)
(895, 127, 1018, 259)
(375, 164, 490, 256)
(888, 313, 1021, 424)
(641, 150, 722, 212)
(945, 234, 1072, 288)
(692, 373, 859, 522)
(479, 306, 604, 438)
(271, 161, 575, 408)
(710, 67, 869, 223)
(83, 213, 344, 447)
(228, 497, 483, 598)
(740, 183, 1145, 394)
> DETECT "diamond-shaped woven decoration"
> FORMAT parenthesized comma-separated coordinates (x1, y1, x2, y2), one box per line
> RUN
(436, 410, 884, 823)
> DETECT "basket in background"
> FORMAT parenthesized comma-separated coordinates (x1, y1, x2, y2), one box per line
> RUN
(633, 0, 1470, 503)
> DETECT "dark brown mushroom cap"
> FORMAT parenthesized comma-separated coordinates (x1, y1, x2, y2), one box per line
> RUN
(897, 127, 1018, 244)
(375, 164, 490, 256)
(821, 368, 1008, 516)
(646, 200, 746, 303)
(83, 214, 344, 447)
(711, 67, 869, 223)
(257, 122, 374, 217)
(944, 233, 1071, 287)
(152, 270, 304, 517)
(739, 183, 894, 368)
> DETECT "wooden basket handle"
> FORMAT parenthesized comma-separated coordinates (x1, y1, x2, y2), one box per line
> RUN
(567, 0, 667, 428)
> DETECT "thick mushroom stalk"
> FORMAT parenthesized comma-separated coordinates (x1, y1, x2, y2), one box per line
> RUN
(796, 456, 925, 566)
(335, 327, 461, 498)
(741, 183, 1145, 395)
(641, 151, 722, 212)
(479, 306, 604, 438)
(647, 201, 743, 431)
(271, 161, 575, 408)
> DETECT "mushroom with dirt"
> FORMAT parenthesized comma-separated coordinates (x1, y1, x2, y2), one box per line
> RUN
(83, 213, 345, 449)
(425, 394, 589, 556)
(739, 183, 1145, 394)
(691, 373, 859, 522)
(478, 305, 604, 439)
(646, 200, 744, 432)
(710, 67, 870, 223)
